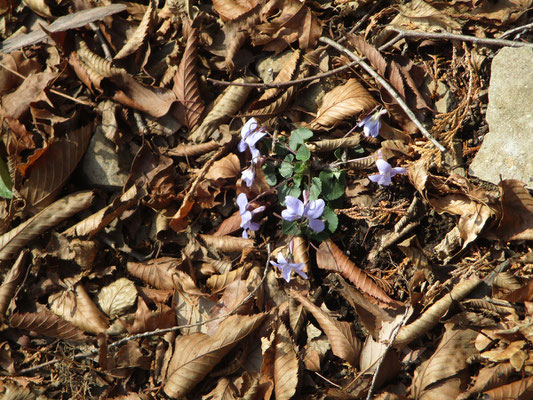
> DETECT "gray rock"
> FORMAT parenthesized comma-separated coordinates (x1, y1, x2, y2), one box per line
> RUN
(81, 126, 129, 189)
(469, 47, 533, 186)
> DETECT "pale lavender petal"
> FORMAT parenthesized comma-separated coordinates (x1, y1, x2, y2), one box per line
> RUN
(376, 159, 393, 175)
(237, 193, 248, 214)
(238, 140, 248, 153)
(292, 263, 308, 279)
(391, 167, 407, 176)
(242, 230, 249, 239)
(376, 174, 392, 186)
(282, 196, 304, 221)
(364, 120, 381, 138)
(240, 210, 252, 226)
(241, 166, 255, 187)
(276, 253, 287, 264)
(247, 221, 260, 232)
(251, 205, 266, 215)
(304, 199, 325, 219)
(368, 174, 383, 184)
(308, 218, 325, 232)
(358, 115, 371, 128)
(281, 265, 292, 282)
(246, 129, 267, 148)
(241, 118, 258, 139)
(249, 145, 261, 162)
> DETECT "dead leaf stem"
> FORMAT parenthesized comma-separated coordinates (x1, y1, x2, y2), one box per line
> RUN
(319, 36, 447, 153)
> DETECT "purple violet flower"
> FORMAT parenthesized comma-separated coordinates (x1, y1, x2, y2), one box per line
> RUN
(270, 253, 308, 283)
(237, 193, 265, 238)
(369, 158, 407, 186)
(241, 165, 255, 187)
(358, 109, 387, 138)
(281, 190, 325, 232)
(238, 118, 267, 162)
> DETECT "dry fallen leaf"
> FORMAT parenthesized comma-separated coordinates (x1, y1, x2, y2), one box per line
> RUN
(97, 278, 138, 318)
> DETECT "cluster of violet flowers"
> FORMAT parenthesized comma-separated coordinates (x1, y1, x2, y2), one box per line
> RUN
(238, 118, 266, 188)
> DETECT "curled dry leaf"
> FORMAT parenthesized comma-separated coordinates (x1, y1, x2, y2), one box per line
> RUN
(291, 291, 360, 366)
(317, 240, 398, 306)
(63, 185, 142, 238)
(273, 322, 299, 400)
(167, 141, 220, 157)
(205, 154, 241, 181)
(49, 283, 109, 335)
(0, 191, 94, 261)
(189, 76, 258, 142)
(206, 265, 247, 293)
(19, 122, 93, 213)
(114, 0, 154, 59)
(0, 250, 29, 318)
(97, 278, 138, 318)
(200, 234, 254, 253)
(482, 376, 533, 400)
(393, 276, 481, 349)
(308, 78, 378, 130)
(10, 306, 88, 343)
(163, 313, 266, 398)
(307, 136, 361, 153)
(123, 297, 176, 334)
(213, 0, 260, 22)
(411, 321, 478, 400)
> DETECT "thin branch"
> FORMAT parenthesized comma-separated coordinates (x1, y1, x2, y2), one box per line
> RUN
(383, 27, 533, 50)
(500, 21, 533, 39)
(207, 61, 358, 89)
(365, 306, 410, 400)
(319, 36, 447, 153)
(18, 246, 272, 375)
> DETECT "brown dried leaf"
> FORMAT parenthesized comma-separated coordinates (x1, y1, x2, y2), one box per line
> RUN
(205, 154, 241, 181)
(163, 313, 266, 398)
(412, 321, 478, 399)
(200, 234, 254, 253)
(174, 291, 214, 335)
(486, 180, 533, 241)
(309, 79, 378, 130)
(206, 266, 247, 293)
(173, 19, 205, 129)
(63, 185, 142, 238)
(114, 0, 154, 60)
(0, 191, 94, 261)
(123, 297, 176, 334)
(167, 141, 220, 157)
(97, 278, 138, 318)
(317, 240, 397, 306)
(22, 0, 52, 17)
(2, 72, 57, 119)
(393, 277, 481, 349)
(19, 122, 93, 213)
(49, 284, 109, 335)
(213, 0, 259, 21)
(222, 8, 261, 70)
(9, 306, 88, 343)
(483, 376, 533, 400)
(307, 136, 361, 153)
(190, 76, 258, 142)
(462, 363, 514, 397)
(291, 291, 360, 366)
(0, 251, 29, 318)
(273, 322, 299, 400)
(387, 0, 462, 34)
(203, 377, 239, 399)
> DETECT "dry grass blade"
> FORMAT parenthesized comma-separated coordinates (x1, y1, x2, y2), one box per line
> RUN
(317, 240, 397, 306)
(19, 122, 93, 213)
(114, 0, 154, 59)
(48, 283, 109, 334)
(63, 185, 142, 238)
(173, 19, 205, 129)
(274, 322, 299, 400)
(291, 291, 360, 366)
(0, 191, 94, 261)
(0, 250, 29, 318)
(10, 307, 89, 343)
(163, 313, 266, 398)
(309, 78, 378, 130)
(189, 76, 258, 142)
(199, 234, 254, 253)
(393, 276, 481, 348)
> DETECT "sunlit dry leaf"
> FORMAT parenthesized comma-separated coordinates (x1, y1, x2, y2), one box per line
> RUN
(22, 0, 52, 17)
(114, 0, 154, 59)
(163, 313, 266, 398)
(303, 335, 330, 371)
(307, 136, 361, 153)
(483, 376, 533, 400)
(464, 0, 533, 26)
(0, 191, 94, 261)
(207, 279, 252, 335)
(291, 291, 360, 366)
(127, 257, 182, 291)
(10, 306, 88, 343)
(206, 266, 247, 293)
(202, 377, 238, 399)
(97, 278, 138, 318)
(273, 322, 299, 400)
(309, 79, 378, 130)
(205, 154, 241, 181)
(460, 362, 514, 398)
(173, 19, 205, 129)
(200, 234, 254, 253)
(222, 7, 262, 70)
(49, 284, 109, 335)
(190, 76, 258, 142)
(167, 141, 220, 157)
(123, 297, 176, 334)
(317, 240, 398, 306)
(0, 250, 28, 318)
(394, 277, 481, 349)
(213, 0, 260, 21)
(19, 122, 93, 213)
(175, 291, 214, 335)
(63, 185, 142, 238)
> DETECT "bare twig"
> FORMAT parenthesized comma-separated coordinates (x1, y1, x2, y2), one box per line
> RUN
(382, 27, 533, 50)
(18, 246, 272, 375)
(207, 61, 358, 89)
(365, 306, 410, 400)
(500, 21, 533, 39)
(319, 36, 447, 153)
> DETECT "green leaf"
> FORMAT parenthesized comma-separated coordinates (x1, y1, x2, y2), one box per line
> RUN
(282, 219, 300, 235)
(0, 157, 12, 199)
(309, 177, 322, 200)
(319, 170, 346, 201)
(289, 127, 313, 151)
(262, 163, 277, 186)
(295, 144, 310, 161)
(279, 154, 294, 178)
(322, 206, 339, 233)
(278, 183, 302, 205)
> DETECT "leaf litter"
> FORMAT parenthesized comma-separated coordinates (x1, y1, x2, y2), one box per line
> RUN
(1, 1, 533, 399)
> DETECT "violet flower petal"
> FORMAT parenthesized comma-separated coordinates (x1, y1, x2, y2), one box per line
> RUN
(237, 193, 248, 214)
(303, 199, 325, 220)
(308, 218, 325, 233)
(241, 166, 255, 187)
(375, 159, 393, 175)
(281, 196, 304, 221)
